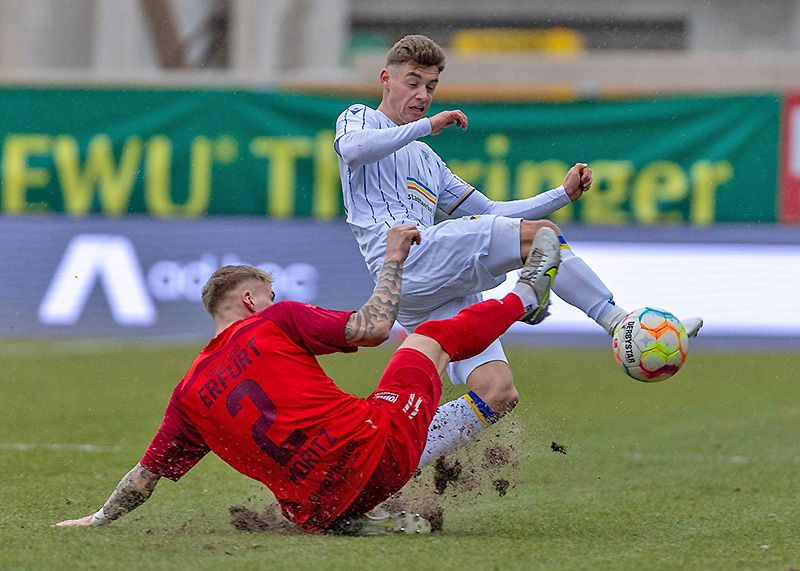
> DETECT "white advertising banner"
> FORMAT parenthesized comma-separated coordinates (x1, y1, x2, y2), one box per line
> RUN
(1, 218, 798, 344)
(486, 242, 800, 337)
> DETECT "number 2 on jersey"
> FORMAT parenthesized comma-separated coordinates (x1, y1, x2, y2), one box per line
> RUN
(226, 378, 308, 466)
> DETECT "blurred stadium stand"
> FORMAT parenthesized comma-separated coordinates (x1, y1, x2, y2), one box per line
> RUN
(1, 0, 800, 93)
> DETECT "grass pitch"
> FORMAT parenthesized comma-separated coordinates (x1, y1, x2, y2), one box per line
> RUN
(1, 340, 798, 570)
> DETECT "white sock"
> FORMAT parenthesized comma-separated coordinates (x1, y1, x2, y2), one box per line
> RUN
(512, 281, 538, 312)
(596, 302, 629, 335)
(552, 238, 627, 333)
(418, 392, 498, 469)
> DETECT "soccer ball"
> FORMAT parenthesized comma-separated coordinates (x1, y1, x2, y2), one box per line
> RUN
(612, 307, 689, 382)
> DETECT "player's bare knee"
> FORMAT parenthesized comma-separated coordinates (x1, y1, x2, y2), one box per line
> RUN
(466, 361, 518, 417)
(486, 383, 519, 415)
(471, 383, 518, 417)
(519, 220, 561, 261)
(399, 333, 450, 377)
(541, 220, 561, 235)
(521, 219, 560, 236)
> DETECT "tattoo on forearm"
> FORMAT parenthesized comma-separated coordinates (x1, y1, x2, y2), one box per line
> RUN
(345, 260, 402, 344)
(101, 464, 159, 522)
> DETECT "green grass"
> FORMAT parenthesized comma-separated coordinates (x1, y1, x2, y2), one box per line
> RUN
(1, 340, 798, 570)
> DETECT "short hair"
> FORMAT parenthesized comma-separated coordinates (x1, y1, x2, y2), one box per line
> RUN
(386, 35, 446, 72)
(201, 265, 272, 316)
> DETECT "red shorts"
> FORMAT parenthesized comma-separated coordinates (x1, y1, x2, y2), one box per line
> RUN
(345, 348, 442, 515)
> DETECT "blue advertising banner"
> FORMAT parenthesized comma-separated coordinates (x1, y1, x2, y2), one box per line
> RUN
(0, 217, 374, 339)
(2, 218, 798, 342)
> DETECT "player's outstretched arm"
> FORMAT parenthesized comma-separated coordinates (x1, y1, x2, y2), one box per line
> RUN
(345, 224, 421, 347)
(444, 163, 592, 220)
(54, 463, 161, 527)
(336, 118, 431, 168)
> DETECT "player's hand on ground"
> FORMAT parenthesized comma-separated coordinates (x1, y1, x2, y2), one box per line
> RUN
(563, 163, 592, 201)
(429, 110, 468, 135)
(385, 224, 421, 262)
(54, 515, 95, 527)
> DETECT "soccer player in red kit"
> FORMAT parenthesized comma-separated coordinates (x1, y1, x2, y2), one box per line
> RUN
(55, 221, 561, 535)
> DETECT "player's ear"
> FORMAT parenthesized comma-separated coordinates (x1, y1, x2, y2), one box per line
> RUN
(242, 289, 256, 313)
(379, 67, 391, 86)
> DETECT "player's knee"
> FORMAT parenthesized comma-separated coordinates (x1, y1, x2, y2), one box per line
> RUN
(472, 383, 518, 417)
(541, 220, 561, 235)
(521, 219, 561, 237)
(399, 333, 450, 375)
(487, 383, 519, 416)
(519, 220, 561, 263)
(466, 362, 519, 417)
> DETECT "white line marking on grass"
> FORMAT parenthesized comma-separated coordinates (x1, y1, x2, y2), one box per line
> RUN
(0, 443, 122, 453)
(0, 339, 198, 359)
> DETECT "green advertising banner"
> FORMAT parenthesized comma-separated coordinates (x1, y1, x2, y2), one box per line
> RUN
(0, 88, 781, 223)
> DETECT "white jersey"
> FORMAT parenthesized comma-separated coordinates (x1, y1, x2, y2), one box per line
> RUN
(335, 103, 570, 277)
(335, 104, 473, 272)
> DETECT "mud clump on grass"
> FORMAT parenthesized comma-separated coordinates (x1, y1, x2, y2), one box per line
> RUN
(367, 493, 446, 533)
(229, 505, 268, 532)
(433, 457, 462, 494)
(492, 478, 510, 497)
(482, 444, 512, 470)
(229, 502, 298, 534)
(328, 420, 532, 534)
(418, 504, 445, 532)
(551, 441, 567, 454)
(378, 495, 407, 513)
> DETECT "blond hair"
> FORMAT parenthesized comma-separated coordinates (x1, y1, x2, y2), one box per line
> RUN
(386, 35, 446, 72)
(201, 265, 272, 316)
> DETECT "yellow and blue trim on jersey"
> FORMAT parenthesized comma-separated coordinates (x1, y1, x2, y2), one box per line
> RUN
(463, 391, 500, 427)
(407, 177, 436, 205)
(447, 187, 476, 215)
(558, 235, 571, 251)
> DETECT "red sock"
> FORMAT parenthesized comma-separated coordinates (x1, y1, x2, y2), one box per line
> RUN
(415, 293, 524, 361)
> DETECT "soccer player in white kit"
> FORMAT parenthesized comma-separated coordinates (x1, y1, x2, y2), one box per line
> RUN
(335, 35, 703, 466)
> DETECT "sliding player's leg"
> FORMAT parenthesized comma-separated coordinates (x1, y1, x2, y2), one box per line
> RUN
(416, 222, 562, 468)
(331, 225, 562, 534)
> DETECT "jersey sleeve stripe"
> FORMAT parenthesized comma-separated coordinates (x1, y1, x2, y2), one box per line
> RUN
(447, 187, 476, 214)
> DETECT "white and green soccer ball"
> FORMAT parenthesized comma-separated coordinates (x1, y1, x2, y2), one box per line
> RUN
(612, 307, 689, 383)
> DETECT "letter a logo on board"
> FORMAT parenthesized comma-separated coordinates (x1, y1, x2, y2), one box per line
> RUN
(38, 234, 156, 326)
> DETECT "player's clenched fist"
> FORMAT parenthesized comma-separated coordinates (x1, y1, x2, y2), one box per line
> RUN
(562, 163, 593, 201)
(385, 224, 421, 262)
(429, 110, 468, 135)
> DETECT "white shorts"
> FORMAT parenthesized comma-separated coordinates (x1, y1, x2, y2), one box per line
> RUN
(423, 294, 510, 386)
(397, 215, 522, 385)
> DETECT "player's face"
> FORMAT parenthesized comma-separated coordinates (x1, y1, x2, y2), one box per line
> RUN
(379, 63, 439, 125)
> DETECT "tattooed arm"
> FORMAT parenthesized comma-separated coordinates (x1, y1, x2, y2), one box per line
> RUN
(54, 463, 161, 527)
(345, 224, 421, 347)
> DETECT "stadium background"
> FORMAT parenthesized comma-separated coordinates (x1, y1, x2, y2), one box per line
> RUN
(1, 0, 798, 344)
(1, 2, 799, 569)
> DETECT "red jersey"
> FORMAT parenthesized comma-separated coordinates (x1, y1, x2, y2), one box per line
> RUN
(140, 301, 391, 531)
